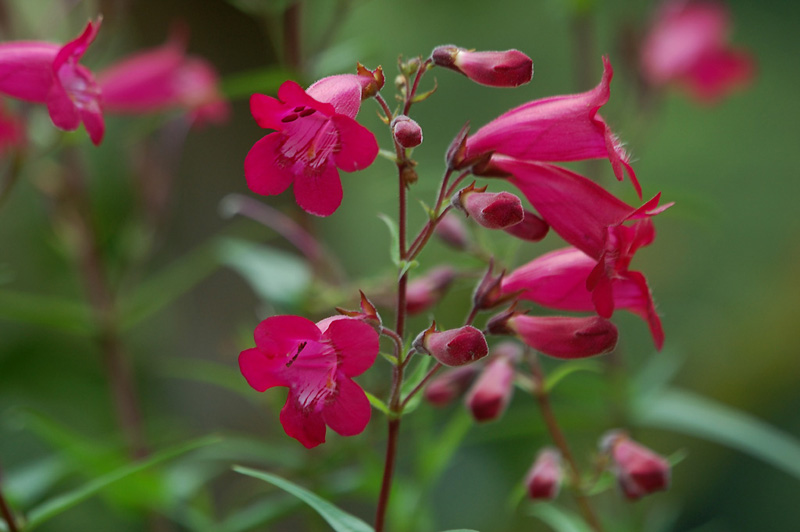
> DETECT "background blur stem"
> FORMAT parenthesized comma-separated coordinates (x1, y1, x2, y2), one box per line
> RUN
(530, 353, 604, 532)
(62, 150, 148, 460)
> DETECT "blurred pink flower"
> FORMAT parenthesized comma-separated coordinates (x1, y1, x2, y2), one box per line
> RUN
(465, 342, 520, 422)
(239, 315, 379, 448)
(602, 430, 671, 500)
(98, 36, 229, 125)
(0, 19, 103, 145)
(640, 0, 755, 102)
(406, 266, 456, 315)
(431, 45, 533, 88)
(467, 57, 640, 196)
(245, 75, 379, 216)
(525, 448, 562, 500)
(0, 101, 25, 156)
(502, 247, 664, 350)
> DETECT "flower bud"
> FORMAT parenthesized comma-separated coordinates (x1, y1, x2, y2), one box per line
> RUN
(602, 430, 671, 500)
(525, 448, 562, 500)
(391, 115, 423, 148)
(452, 182, 524, 230)
(489, 313, 618, 359)
(473, 261, 517, 311)
(434, 212, 470, 250)
(431, 45, 533, 87)
(414, 324, 489, 367)
(465, 342, 519, 421)
(406, 266, 456, 315)
(335, 290, 382, 331)
(503, 209, 549, 242)
(424, 364, 480, 406)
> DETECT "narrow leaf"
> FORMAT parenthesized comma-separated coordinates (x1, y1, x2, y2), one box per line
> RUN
(233, 466, 374, 532)
(633, 388, 800, 481)
(377, 213, 400, 267)
(0, 289, 93, 334)
(545, 360, 604, 392)
(365, 391, 391, 416)
(529, 503, 592, 532)
(400, 355, 433, 415)
(25, 436, 222, 530)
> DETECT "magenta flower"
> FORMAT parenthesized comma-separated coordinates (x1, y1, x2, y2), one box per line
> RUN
(493, 157, 669, 322)
(244, 75, 379, 216)
(391, 114, 423, 148)
(465, 342, 520, 422)
(424, 364, 480, 406)
(0, 19, 103, 145)
(0, 101, 25, 156)
(502, 247, 664, 350)
(238, 315, 380, 448)
(431, 45, 533, 88)
(405, 266, 457, 315)
(466, 57, 640, 196)
(502, 209, 549, 242)
(98, 36, 229, 125)
(452, 182, 524, 230)
(525, 448, 562, 500)
(602, 430, 671, 500)
(640, 0, 755, 102)
(414, 324, 489, 367)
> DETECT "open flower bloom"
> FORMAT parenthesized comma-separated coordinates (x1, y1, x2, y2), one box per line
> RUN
(640, 0, 754, 102)
(493, 157, 670, 324)
(239, 315, 380, 448)
(466, 57, 640, 196)
(502, 247, 664, 350)
(0, 19, 103, 145)
(98, 36, 229, 125)
(244, 75, 379, 216)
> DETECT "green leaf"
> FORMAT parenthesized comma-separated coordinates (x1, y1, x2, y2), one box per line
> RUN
(233, 466, 374, 532)
(157, 358, 250, 398)
(218, 495, 299, 532)
(0, 289, 94, 334)
(400, 355, 433, 415)
(377, 213, 400, 267)
(545, 360, 604, 393)
(529, 503, 592, 532)
(25, 435, 222, 530)
(365, 391, 391, 416)
(397, 259, 419, 279)
(218, 238, 312, 307)
(632, 388, 800, 481)
(418, 409, 472, 484)
(220, 67, 293, 99)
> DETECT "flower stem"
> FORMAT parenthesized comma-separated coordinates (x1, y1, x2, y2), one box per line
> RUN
(374, 417, 400, 532)
(529, 353, 604, 532)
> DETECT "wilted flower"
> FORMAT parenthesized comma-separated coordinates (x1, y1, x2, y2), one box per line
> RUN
(640, 0, 755, 102)
(414, 324, 489, 366)
(431, 45, 533, 87)
(602, 430, 671, 500)
(525, 448, 562, 500)
(239, 315, 380, 448)
(244, 74, 379, 216)
(0, 19, 103, 144)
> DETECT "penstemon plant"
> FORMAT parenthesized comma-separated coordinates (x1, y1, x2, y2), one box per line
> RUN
(237, 43, 671, 532)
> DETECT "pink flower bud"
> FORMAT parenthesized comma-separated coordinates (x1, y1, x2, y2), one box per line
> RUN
(424, 364, 480, 406)
(335, 290, 382, 331)
(503, 209, 549, 242)
(406, 267, 456, 315)
(525, 448, 562, 500)
(452, 182, 524, 230)
(391, 115, 423, 148)
(489, 313, 618, 359)
(431, 45, 533, 87)
(434, 212, 470, 250)
(602, 431, 671, 500)
(465, 342, 519, 421)
(414, 324, 489, 367)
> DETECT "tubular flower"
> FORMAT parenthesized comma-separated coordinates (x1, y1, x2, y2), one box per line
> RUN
(451, 182, 524, 230)
(0, 19, 103, 145)
(493, 157, 670, 323)
(525, 448, 563, 500)
(424, 364, 481, 406)
(640, 0, 754, 102)
(466, 57, 640, 196)
(502, 247, 664, 350)
(244, 75, 379, 216)
(464, 342, 520, 422)
(406, 266, 457, 315)
(414, 324, 489, 367)
(98, 36, 229, 125)
(431, 45, 533, 88)
(602, 430, 671, 500)
(239, 315, 380, 448)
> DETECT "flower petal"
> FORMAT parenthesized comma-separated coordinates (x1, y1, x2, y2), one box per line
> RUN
(307, 74, 363, 118)
(322, 318, 379, 377)
(80, 104, 104, 146)
(238, 347, 290, 392)
(46, 84, 80, 131)
(292, 161, 343, 217)
(244, 133, 296, 196)
(322, 376, 371, 437)
(331, 114, 379, 172)
(254, 315, 321, 354)
(280, 396, 327, 448)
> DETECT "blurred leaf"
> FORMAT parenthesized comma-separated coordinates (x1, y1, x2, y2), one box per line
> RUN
(400, 355, 433, 416)
(377, 213, 400, 267)
(119, 240, 221, 330)
(545, 360, 604, 393)
(365, 391, 391, 416)
(221, 68, 294, 100)
(0, 289, 94, 334)
(25, 435, 222, 530)
(631, 349, 684, 400)
(218, 238, 311, 307)
(418, 409, 472, 484)
(633, 388, 800, 481)
(4, 456, 71, 507)
(157, 358, 250, 398)
(233, 466, 374, 532)
(529, 503, 592, 532)
(223, 0, 294, 17)
(218, 495, 298, 532)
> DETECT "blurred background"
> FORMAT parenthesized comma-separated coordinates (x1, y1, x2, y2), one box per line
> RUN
(0, 0, 798, 531)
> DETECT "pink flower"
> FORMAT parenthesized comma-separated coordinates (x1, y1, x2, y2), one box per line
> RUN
(244, 75, 379, 216)
(465, 342, 520, 422)
(525, 448, 562, 500)
(391, 114, 422, 148)
(451, 182, 524, 230)
(424, 364, 480, 406)
(414, 324, 489, 367)
(406, 266, 457, 315)
(641, 0, 754, 102)
(602, 430, 671, 500)
(466, 57, 640, 196)
(0, 19, 103, 145)
(238, 315, 380, 448)
(493, 157, 670, 323)
(502, 247, 664, 350)
(0, 101, 25, 156)
(502, 209, 549, 242)
(431, 45, 533, 88)
(98, 35, 229, 125)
